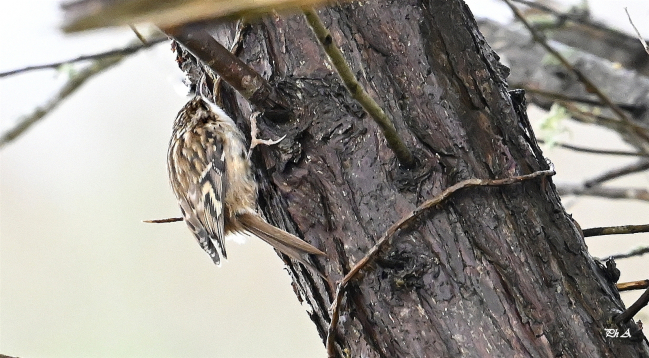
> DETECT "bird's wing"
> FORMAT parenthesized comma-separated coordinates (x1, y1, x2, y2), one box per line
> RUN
(169, 121, 227, 265)
(177, 190, 223, 265)
(195, 143, 227, 260)
(184, 129, 227, 263)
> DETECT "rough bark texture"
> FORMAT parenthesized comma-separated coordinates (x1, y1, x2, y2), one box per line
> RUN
(180, 1, 648, 357)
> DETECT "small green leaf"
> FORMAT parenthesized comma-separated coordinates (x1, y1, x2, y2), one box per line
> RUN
(537, 102, 571, 147)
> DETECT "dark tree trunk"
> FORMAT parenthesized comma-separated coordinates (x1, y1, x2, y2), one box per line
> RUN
(183, 1, 648, 357)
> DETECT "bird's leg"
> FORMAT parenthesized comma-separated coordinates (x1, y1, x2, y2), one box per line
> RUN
(248, 112, 286, 158)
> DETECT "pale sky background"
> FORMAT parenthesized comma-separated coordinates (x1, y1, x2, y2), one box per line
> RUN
(1, 1, 649, 357)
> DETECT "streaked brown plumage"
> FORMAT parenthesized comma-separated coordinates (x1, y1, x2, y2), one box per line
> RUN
(167, 96, 325, 272)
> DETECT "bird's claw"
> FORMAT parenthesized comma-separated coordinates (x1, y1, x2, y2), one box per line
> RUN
(248, 112, 286, 158)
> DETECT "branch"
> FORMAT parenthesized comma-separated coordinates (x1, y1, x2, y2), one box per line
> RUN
(166, 25, 289, 115)
(213, 20, 248, 105)
(502, 0, 649, 143)
(561, 102, 627, 128)
(611, 247, 649, 260)
(584, 224, 649, 237)
(617, 280, 649, 292)
(560, 102, 649, 151)
(556, 184, 649, 202)
(615, 287, 649, 324)
(61, 0, 345, 33)
(502, 1, 649, 77)
(0, 37, 164, 148)
(510, 0, 639, 52)
(325, 168, 556, 356)
(0, 37, 167, 78)
(143, 217, 183, 223)
(583, 160, 649, 188)
(625, 7, 649, 56)
(302, 7, 415, 168)
(511, 0, 588, 22)
(538, 139, 649, 158)
(521, 87, 646, 115)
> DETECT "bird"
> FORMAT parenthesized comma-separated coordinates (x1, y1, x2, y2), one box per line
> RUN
(167, 95, 325, 273)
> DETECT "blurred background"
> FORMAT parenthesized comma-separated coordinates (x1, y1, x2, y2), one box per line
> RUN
(1, 0, 648, 357)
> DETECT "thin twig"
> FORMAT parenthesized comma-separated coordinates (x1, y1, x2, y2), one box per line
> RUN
(538, 139, 649, 158)
(615, 287, 649, 324)
(562, 101, 631, 131)
(611, 247, 649, 260)
(503, 0, 649, 143)
(129, 24, 149, 44)
(302, 7, 415, 168)
(510, 0, 635, 47)
(584, 224, 649, 237)
(0, 37, 166, 148)
(0, 37, 167, 78)
(556, 184, 649, 202)
(326, 284, 345, 357)
(0, 354, 20, 358)
(560, 102, 649, 153)
(521, 87, 645, 115)
(624, 7, 649, 56)
(325, 168, 555, 356)
(584, 160, 649, 187)
(143, 217, 184, 223)
(617, 280, 649, 292)
(510, 0, 590, 26)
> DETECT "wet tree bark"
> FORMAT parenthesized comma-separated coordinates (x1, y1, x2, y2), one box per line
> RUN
(178, 0, 649, 357)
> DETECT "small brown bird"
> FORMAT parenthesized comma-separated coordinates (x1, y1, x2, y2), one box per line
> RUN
(167, 96, 325, 272)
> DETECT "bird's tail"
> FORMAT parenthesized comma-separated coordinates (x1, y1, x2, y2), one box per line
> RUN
(238, 212, 325, 276)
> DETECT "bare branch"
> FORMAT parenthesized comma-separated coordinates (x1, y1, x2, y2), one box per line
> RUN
(511, 0, 640, 53)
(0, 37, 167, 78)
(129, 24, 149, 44)
(213, 20, 248, 106)
(167, 25, 289, 115)
(302, 7, 415, 168)
(0, 354, 20, 358)
(538, 140, 649, 158)
(326, 284, 345, 357)
(496, 2, 649, 77)
(618, 280, 649, 292)
(511, 0, 586, 21)
(584, 160, 649, 187)
(625, 7, 649, 56)
(502, 0, 649, 144)
(521, 87, 645, 115)
(62, 0, 346, 33)
(584, 224, 649, 237)
(615, 287, 649, 324)
(561, 102, 649, 151)
(556, 184, 649, 202)
(0, 37, 167, 148)
(326, 168, 556, 356)
(143, 217, 183, 223)
(611, 247, 649, 260)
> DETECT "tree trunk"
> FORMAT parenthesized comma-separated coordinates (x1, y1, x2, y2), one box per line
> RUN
(182, 1, 648, 356)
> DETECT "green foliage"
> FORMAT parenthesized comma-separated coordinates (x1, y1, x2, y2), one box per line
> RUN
(537, 103, 571, 147)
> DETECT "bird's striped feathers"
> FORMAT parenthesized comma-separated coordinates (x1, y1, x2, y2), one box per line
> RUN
(168, 97, 228, 264)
